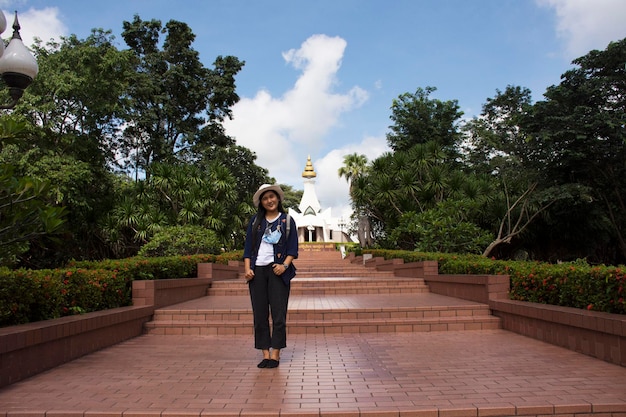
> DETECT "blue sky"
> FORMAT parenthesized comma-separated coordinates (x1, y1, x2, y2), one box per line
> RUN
(2, 0, 626, 218)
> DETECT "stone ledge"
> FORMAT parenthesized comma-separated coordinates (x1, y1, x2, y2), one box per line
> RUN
(0, 305, 153, 388)
(132, 277, 212, 308)
(491, 298, 626, 366)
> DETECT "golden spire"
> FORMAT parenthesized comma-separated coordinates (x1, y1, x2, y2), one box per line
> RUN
(302, 155, 317, 178)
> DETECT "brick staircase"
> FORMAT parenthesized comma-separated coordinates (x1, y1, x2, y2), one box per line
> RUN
(144, 245, 501, 335)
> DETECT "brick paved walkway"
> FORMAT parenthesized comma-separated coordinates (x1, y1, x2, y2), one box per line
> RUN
(0, 311, 625, 416)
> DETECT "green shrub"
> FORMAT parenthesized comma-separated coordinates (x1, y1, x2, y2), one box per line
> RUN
(391, 204, 493, 254)
(366, 249, 625, 315)
(2, 252, 243, 327)
(138, 225, 222, 257)
(0, 267, 131, 326)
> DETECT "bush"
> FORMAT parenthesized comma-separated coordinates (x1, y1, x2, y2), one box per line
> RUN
(390, 206, 493, 254)
(366, 249, 625, 315)
(1, 252, 243, 327)
(0, 267, 131, 326)
(138, 225, 222, 257)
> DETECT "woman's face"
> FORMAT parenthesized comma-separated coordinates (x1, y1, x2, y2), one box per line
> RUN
(261, 191, 280, 212)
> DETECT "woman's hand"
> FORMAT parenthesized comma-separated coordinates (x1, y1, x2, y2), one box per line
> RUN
(244, 268, 255, 281)
(272, 263, 287, 276)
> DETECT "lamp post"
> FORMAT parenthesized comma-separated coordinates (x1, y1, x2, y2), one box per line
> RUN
(338, 216, 345, 243)
(0, 11, 38, 109)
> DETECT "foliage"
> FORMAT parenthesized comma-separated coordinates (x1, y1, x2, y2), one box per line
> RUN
(193, 143, 271, 210)
(0, 267, 131, 326)
(390, 202, 493, 254)
(523, 38, 626, 263)
(366, 249, 625, 315)
(138, 225, 222, 257)
(278, 183, 303, 211)
(0, 17, 261, 267)
(103, 162, 250, 254)
(67, 252, 238, 280)
(462, 85, 534, 176)
(387, 86, 464, 157)
(0, 252, 243, 326)
(352, 39, 626, 264)
(4, 30, 135, 265)
(352, 140, 496, 251)
(119, 16, 245, 172)
(338, 153, 372, 247)
(0, 163, 66, 267)
(26, 30, 134, 164)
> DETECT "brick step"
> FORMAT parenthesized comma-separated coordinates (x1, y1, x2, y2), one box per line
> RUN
(293, 264, 391, 271)
(291, 260, 363, 265)
(236, 271, 397, 279)
(233, 269, 397, 279)
(144, 304, 500, 335)
(208, 278, 429, 296)
(298, 244, 339, 252)
(296, 270, 381, 275)
(235, 261, 396, 277)
(294, 250, 341, 254)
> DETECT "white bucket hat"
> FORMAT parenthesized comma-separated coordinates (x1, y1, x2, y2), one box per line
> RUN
(253, 183, 285, 207)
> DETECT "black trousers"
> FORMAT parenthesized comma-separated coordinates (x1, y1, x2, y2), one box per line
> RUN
(248, 265, 290, 350)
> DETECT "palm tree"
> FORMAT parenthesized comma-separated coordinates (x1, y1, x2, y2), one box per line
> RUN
(338, 153, 372, 247)
(337, 153, 369, 185)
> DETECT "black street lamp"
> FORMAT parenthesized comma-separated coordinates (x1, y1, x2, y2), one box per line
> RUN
(0, 11, 38, 109)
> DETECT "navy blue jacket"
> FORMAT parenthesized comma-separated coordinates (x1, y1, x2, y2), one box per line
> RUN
(243, 212, 298, 285)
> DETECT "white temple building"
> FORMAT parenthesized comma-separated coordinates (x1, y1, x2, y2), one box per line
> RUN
(288, 156, 351, 243)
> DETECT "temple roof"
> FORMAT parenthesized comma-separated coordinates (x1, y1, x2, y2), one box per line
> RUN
(302, 155, 317, 178)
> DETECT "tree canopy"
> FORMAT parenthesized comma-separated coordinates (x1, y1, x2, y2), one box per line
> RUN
(342, 38, 626, 264)
(2, 16, 624, 267)
(0, 15, 269, 267)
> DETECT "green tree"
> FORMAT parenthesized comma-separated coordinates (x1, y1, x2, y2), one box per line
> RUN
(462, 85, 534, 175)
(191, 125, 271, 208)
(391, 201, 493, 254)
(360, 142, 493, 250)
(25, 30, 134, 166)
(0, 165, 66, 265)
(338, 153, 372, 247)
(120, 16, 244, 174)
(279, 184, 303, 211)
(104, 162, 246, 254)
(3, 31, 133, 265)
(0, 119, 66, 267)
(2, 18, 253, 263)
(526, 38, 626, 263)
(462, 86, 558, 259)
(387, 86, 464, 158)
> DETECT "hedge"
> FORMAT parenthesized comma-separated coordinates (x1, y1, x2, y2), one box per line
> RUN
(366, 249, 625, 315)
(3, 248, 623, 327)
(0, 252, 243, 327)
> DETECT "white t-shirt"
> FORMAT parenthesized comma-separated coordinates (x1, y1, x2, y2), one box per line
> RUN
(256, 213, 281, 266)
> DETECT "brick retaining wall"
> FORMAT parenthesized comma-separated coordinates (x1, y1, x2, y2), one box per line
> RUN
(0, 305, 153, 388)
(367, 258, 626, 367)
(0, 263, 236, 388)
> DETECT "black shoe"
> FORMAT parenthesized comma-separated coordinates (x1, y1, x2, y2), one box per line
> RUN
(257, 359, 270, 368)
(267, 359, 279, 368)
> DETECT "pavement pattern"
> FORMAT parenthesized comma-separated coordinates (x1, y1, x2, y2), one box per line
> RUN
(0, 325, 625, 416)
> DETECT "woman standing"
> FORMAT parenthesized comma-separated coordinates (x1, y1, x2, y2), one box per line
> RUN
(243, 184, 298, 368)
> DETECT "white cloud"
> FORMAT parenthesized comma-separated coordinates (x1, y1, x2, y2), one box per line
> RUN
(224, 34, 369, 196)
(537, 0, 626, 58)
(1, 7, 67, 48)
